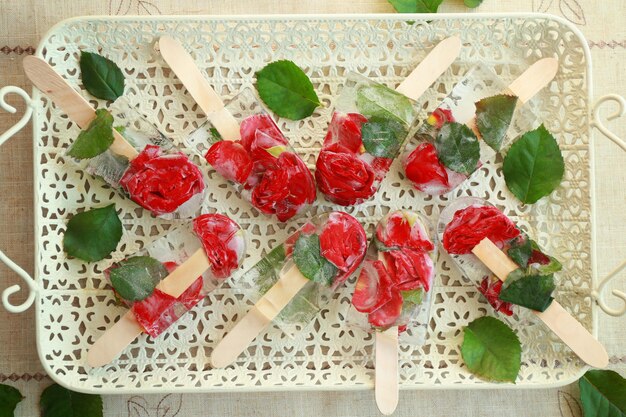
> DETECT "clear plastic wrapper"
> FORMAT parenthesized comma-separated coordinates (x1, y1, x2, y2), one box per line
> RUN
(186, 88, 316, 222)
(71, 97, 206, 219)
(104, 213, 246, 338)
(315, 72, 419, 206)
(401, 64, 536, 195)
(345, 210, 437, 344)
(236, 211, 367, 337)
(437, 197, 561, 315)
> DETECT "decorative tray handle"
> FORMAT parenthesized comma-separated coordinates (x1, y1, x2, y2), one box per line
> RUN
(0, 86, 38, 313)
(590, 94, 626, 317)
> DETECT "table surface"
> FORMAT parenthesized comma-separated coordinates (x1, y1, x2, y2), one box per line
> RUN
(0, 1, 624, 416)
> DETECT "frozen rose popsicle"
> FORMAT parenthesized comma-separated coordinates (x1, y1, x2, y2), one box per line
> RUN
(437, 197, 608, 368)
(347, 210, 436, 415)
(23, 57, 205, 219)
(402, 59, 558, 195)
(87, 213, 246, 367)
(211, 211, 367, 367)
(315, 37, 462, 206)
(159, 37, 316, 221)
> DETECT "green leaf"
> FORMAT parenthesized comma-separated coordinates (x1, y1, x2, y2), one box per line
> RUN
(265, 145, 287, 158)
(499, 272, 555, 312)
(80, 51, 125, 101)
(109, 256, 168, 302)
(293, 233, 338, 286)
(434, 121, 480, 175)
(464, 0, 484, 8)
(356, 83, 415, 127)
(40, 383, 103, 417)
(0, 384, 23, 417)
(461, 316, 521, 383)
(402, 288, 424, 306)
(579, 370, 626, 417)
(475, 94, 518, 151)
(209, 127, 223, 143)
(388, 0, 443, 13)
(529, 239, 563, 275)
(251, 245, 287, 294)
(255, 60, 321, 120)
(507, 235, 532, 268)
(503, 125, 565, 204)
(360, 117, 407, 158)
(67, 109, 114, 159)
(63, 204, 123, 262)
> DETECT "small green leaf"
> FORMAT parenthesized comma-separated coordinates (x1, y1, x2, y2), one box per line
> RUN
(503, 125, 565, 204)
(579, 370, 626, 417)
(499, 272, 555, 312)
(402, 288, 424, 306)
(388, 0, 443, 13)
(461, 316, 521, 383)
(109, 256, 168, 302)
(265, 145, 287, 158)
(40, 383, 103, 417)
(475, 94, 518, 151)
(209, 127, 223, 143)
(464, 0, 484, 8)
(507, 235, 532, 268)
(255, 60, 321, 120)
(80, 51, 125, 101)
(435, 121, 480, 175)
(0, 384, 23, 417)
(251, 245, 287, 294)
(63, 204, 123, 262)
(361, 118, 407, 158)
(293, 233, 338, 286)
(67, 109, 114, 159)
(356, 84, 415, 127)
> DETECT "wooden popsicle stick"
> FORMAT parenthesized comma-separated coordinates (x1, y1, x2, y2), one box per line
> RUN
(375, 327, 399, 416)
(395, 36, 462, 101)
(211, 266, 309, 368)
(158, 36, 241, 141)
(472, 238, 609, 368)
(507, 58, 559, 104)
(22, 56, 139, 160)
(86, 248, 211, 367)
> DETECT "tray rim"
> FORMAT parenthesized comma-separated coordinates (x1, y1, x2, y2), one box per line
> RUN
(28, 12, 597, 394)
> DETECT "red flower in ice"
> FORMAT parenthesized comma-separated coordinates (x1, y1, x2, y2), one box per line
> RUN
(323, 112, 369, 153)
(477, 276, 514, 316)
(316, 143, 376, 206)
(376, 211, 434, 252)
(353, 260, 401, 328)
(443, 205, 520, 254)
(384, 249, 435, 292)
(368, 287, 403, 329)
(205, 140, 252, 184)
(240, 114, 286, 151)
(120, 145, 205, 215)
(319, 211, 368, 283)
(427, 107, 455, 129)
(404, 142, 451, 194)
(251, 152, 316, 222)
(193, 214, 244, 279)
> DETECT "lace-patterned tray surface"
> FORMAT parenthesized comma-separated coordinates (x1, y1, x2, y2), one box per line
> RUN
(33, 14, 594, 393)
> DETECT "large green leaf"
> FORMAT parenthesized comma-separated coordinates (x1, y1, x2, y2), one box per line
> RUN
(507, 234, 532, 268)
(499, 271, 555, 312)
(292, 233, 338, 286)
(434, 121, 480, 175)
(475, 94, 518, 151)
(63, 204, 123, 262)
(67, 109, 114, 159)
(503, 125, 564, 204)
(40, 383, 103, 417)
(461, 316, 521, 383)
(80, 51, 125, 101)
(388, 0, 444, 13)
(109, 256, 169, 301)
(579, 370, 626, 417)
(464, 0, 484, 8)
(360, 117, 407, 158)
(0, 384, 23, 417)
(255, 60, 321, 120)
(355, 83, 415, 126)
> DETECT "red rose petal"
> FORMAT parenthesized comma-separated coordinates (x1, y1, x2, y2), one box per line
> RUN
(205, 140, 253, 184)
(193, 214, 243, 279)
(323, 112, 368, 152)
(368, 289, 403, 328)
(319, 212, 368, 279)
(477, 276, 514, 316)
(403, 142, 451, 195)
(240, 114, 286, 151)
(384, 249, 434, 292)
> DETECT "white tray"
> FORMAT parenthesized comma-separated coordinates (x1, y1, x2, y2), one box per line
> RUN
(1, 13, 625, 394)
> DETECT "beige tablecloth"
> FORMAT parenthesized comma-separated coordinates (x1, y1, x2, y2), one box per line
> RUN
(0, 1, 624, 416)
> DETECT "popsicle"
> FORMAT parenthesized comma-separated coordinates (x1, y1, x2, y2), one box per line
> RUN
(87, 213, 246, 367)
(210, 211, 368, 367)
(315, 36, 462, 206)
(347, 210, 436, 414)
(159, 36, 316, 222)
(437, 197, 608, 368)
(402, 59, 558, 195)
(23, 56, 205, 219)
